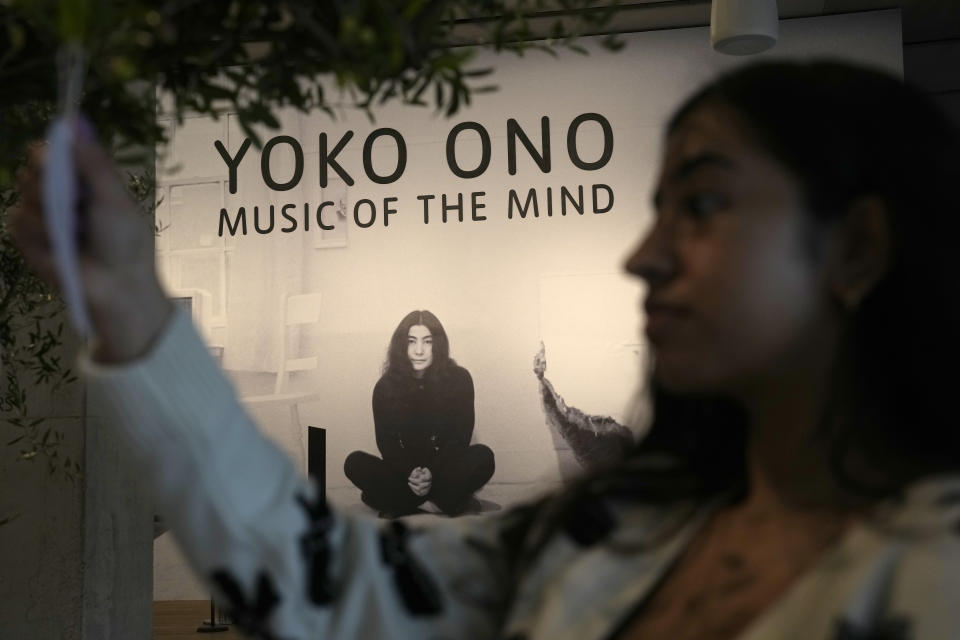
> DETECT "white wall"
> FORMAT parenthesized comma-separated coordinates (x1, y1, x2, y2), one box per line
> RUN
(153, 10, 901, 599)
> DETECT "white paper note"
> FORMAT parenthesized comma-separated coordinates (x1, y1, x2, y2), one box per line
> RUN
(42, 44, 92, 338)
(43, 117, 91, 338)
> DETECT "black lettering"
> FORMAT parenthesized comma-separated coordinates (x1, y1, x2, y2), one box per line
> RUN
(363, 129, 407, 184)
(383, 197, 398, 227)
(508, 188, 539, 219)
(562, 185, 584, 215)
(316, 202, 335, 231)
(261, 136, 304, 192)
(280, 203, 297, 232)
(446, 122, 491, 179)
(218, 206, 247, 236)
(254, 205, 275, 234)
(353, 199, 376, 228)
(320, 131, 355, 188)
(593, 183, 614, 213)
(215, 139, 251, 195)
(441, 193, 464, 223)
(471, 192, 487, 222)
(507, 117, 551, 175)
(418, 194, 435, 224)
(567, 113, 614, 171)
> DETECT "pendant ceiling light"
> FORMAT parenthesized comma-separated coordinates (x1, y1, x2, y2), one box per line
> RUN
(710, 0, 779, 55)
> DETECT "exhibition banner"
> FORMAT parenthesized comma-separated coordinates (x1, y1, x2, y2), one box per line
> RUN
(154, 12, 901, 518)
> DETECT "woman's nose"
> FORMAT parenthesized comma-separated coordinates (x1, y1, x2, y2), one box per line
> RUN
(414, 342, 423, 355)
(624, 219, 675, 286)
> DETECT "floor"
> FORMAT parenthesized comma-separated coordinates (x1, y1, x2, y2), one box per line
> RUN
(325, 480, 562, 516)
(154, 600, 246, 639)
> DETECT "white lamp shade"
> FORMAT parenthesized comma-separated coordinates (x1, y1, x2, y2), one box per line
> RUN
(711, 0, 779, 55)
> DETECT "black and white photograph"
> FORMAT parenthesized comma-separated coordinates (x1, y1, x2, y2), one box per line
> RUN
(130, 7, 916, 615)
(344, 310, 495, 517)
(7, 3, 960, 639)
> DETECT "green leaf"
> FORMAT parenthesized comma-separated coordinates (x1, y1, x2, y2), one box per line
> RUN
(59, 0, 92, 42)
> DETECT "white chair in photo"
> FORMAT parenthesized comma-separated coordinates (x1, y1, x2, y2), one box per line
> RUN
(241, 292, 324, 433)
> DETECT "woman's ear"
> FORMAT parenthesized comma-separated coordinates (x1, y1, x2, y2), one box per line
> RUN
(826, 195, 892, 310)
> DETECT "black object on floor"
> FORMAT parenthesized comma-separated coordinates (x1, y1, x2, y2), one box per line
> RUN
(196, 599, 228, 633)
(308, 426, 326, 495)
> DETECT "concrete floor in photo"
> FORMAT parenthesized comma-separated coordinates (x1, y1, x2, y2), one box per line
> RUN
(326, 480, 563, 517)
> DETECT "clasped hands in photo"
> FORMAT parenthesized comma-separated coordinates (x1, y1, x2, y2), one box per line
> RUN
(407, 466, 432, 497)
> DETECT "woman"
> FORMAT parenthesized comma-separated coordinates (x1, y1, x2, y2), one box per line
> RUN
(11, 60, 960, 639)
(344, 310, 495, 517)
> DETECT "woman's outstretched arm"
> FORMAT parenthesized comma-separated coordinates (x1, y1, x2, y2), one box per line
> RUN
(10, 125, 512, 639)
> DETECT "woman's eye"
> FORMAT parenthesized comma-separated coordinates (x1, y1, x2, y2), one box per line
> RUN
(684, 192, 727, 218)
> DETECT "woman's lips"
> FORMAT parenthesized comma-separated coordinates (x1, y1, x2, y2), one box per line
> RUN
(643, 301, 691, 340)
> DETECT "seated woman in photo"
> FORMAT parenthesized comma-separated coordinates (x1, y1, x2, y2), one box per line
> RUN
(344, 310, 495, 517)
(11, 59, 960, 639)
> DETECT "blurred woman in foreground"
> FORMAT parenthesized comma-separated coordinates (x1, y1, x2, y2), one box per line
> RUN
(12, 60, 960, 639)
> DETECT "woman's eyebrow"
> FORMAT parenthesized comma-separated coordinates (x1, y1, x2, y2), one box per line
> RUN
(652, 152, 736, 209)
(672, 152, 736, 181)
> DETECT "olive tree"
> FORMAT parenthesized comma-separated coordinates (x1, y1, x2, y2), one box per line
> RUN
(0, 0, 621, 512)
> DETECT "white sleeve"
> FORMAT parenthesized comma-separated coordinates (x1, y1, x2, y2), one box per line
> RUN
(81, 309, 509, 639)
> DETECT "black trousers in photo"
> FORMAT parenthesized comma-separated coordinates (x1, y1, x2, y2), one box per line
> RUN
(344, 445, 495, 516)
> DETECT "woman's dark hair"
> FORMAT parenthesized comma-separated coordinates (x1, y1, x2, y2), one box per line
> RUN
(383, 310, 455, 379)
(573, 60, 960, 514)
(515, 60, 960, 564)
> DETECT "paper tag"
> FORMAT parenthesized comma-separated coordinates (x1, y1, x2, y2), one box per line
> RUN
(43, 117, 92, 338)
(42, 43, 92, 338)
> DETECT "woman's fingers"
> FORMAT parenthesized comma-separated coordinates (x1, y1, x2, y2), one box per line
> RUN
(408, 482, 425, 496)
(9, 194, 46, 241)
(13, 145, 44, 217)
(72, 121, 128, 204)
(408, 473, 432, 497)
(9, 164, 59, 286)
(9, 132, 174, 364)
(8, 214, 58, 284)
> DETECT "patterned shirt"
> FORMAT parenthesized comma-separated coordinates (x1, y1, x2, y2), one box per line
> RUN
(84, 310, 960, 639)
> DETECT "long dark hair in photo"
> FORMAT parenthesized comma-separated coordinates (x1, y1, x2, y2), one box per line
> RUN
(533, 60, 960, 553)
(383, 309, 456, 379)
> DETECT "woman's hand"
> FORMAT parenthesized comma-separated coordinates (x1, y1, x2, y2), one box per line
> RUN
(10, 121, 173, 363)
(407, 466, 433, 497)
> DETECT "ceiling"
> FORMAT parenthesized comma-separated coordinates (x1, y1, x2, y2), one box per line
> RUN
(818, 0, 959, 43)
(450, 1, 960, 45)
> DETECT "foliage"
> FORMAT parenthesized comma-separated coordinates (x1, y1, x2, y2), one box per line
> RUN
(1, 0, 622, 181)
(0, 0, 622, 520)
(0, 155, 79, 481)
(0, 152, 158, 487)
